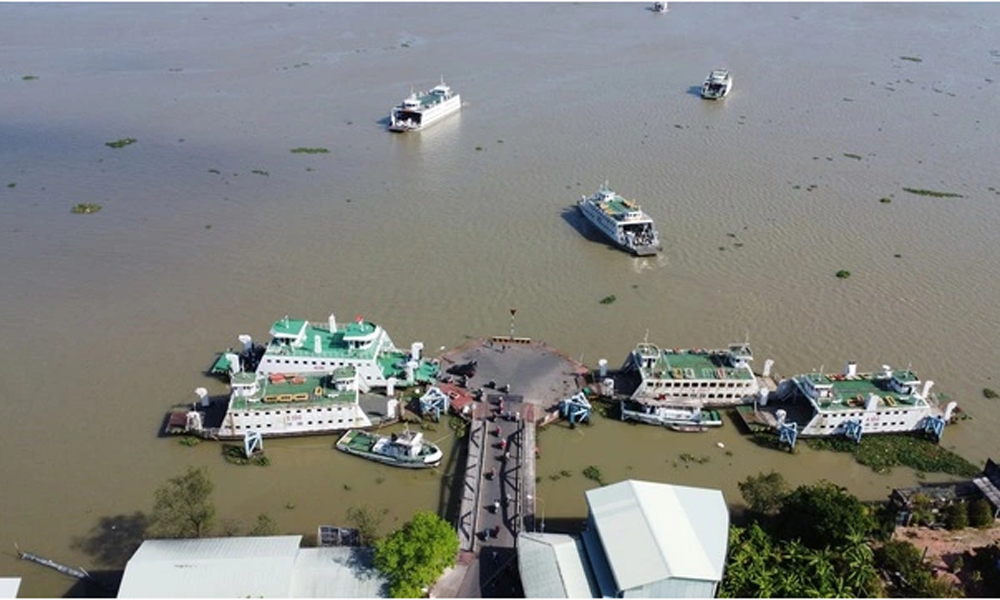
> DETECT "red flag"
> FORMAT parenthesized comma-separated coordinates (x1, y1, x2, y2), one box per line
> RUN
(355, 314, 363, 323)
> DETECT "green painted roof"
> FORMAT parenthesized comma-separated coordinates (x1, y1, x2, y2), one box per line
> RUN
(802, 371, 929, 411)
(271, 318, 307, 338)
(642, 347, 754, 381)
(230, 370, 357, 412)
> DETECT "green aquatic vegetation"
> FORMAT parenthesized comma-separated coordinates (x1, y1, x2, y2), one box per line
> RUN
(178, 436, 201, 447)
(902, 187, 963, 198)
(71, 203, 102, 214)
(105, 137, 136, 149)
(290, 147, 329, 154)
(251, 169, 269, 176)
(222, 444, 270, 466)
(836, 270, 851, 279)
(805, 434, 979, 476)
(983, 388, 998, 399)
(599, 295, 616, 305)
(7, 182, 15, 188)
(843, 153, 863, 160)
(207, 168, 220, 174)
(900, 56, 923, 62)
(582, 465, 605, 486)
(879, 197, 892, 204)
(22, 75, 39, 81)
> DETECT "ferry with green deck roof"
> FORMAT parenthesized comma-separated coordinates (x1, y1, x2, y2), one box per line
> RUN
(753, 361, 959, 439)
(173, 366, 401, 440)
(210, 313, 439, 391)
(577, 182, 661, 256)
(616, 341, 769, 407)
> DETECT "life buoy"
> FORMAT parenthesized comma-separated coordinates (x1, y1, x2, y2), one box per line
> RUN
(314, 386, 324, 396)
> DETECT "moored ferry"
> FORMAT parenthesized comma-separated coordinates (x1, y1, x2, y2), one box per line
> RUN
(614, 341, 770, 407)
(336, 428, 443, 468)
(210, 313, 439, 391)
(752, 361, 959, 440)
(389, 79, 462, 132)
(577, 182, 661, 256)
(619, 398, 722, 430)
(169, 367, 401, 440)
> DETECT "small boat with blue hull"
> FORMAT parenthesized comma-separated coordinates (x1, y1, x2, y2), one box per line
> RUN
(619, 398, 723, 430)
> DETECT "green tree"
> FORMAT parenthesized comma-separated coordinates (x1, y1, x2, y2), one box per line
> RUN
(147, 466, 216, 539)
(373, 511, 458, 598)
(347, 505, 387, 546)
(968, 497, 994, 528)
(738, 471, 788, 515)
(776, 481, 874, 549)
(944, 501, 969, 530)
(874, 538, 923, 583)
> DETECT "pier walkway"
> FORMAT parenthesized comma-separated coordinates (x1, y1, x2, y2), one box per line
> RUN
(434, 337, 588, 597)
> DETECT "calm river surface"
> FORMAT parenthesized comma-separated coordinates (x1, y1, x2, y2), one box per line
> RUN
(2, 3, 999, 596)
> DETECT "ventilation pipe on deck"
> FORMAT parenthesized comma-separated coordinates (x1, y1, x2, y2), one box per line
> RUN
(944, 401, 957, 421)
(598, 359, 608, 378)
(882, 364, 892, 378)
(194, 387, 209, 408)
(406, 360, 418, 382)
(314, 335, 322, 354)
(775, 409, 787, 426)
(386, 377, 397, 397)
(920, 380, 935, 398)
(759, 388, 770, 406)
(328, 314, 337, 332)
(845, 361, 857, 378)
(411, 342, 423, 362)
(866, 393, 880, 411)
(763, 358, 774, 378)
(238, 334, 253, 351)
(602, 378, 615, 397)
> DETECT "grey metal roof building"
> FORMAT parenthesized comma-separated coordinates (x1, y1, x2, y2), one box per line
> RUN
(117, 535, 388, 598)
(0, 578, 21, 598)
(517, 532, 599, 598)
(585, 480, 729, 598)
(518, 480, 729, 598)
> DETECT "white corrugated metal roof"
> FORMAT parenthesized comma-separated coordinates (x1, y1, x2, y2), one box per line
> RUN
(517, 532, 597, 598)
(117, 536, 302, 598)
(0, 578, 21, 598)
(586, 480, 728, 591)
(289, 547, 388, 598)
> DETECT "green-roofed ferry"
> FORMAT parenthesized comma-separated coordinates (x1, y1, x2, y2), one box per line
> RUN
(209, 313, 440, 391)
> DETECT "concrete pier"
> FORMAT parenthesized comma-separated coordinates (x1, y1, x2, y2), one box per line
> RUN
(433, 337, 588, 597)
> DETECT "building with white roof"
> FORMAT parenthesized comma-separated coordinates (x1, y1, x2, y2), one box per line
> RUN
(519, 480, 729, 598)
(0, 578, 21, 598)
(117, 535, 388, 598)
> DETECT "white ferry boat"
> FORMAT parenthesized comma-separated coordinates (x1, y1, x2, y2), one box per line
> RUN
(336, 427, 443, 469)
(389, 79, 462, 132)
(754, 361, 959, 439)
(210, 313, 439, 391)
(615, 341, 768, 407)
(577, 182, 661, 256)
(701, 69, 732, 99)
(619, 398, 722, 430)
(171, 367, 400, 440)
